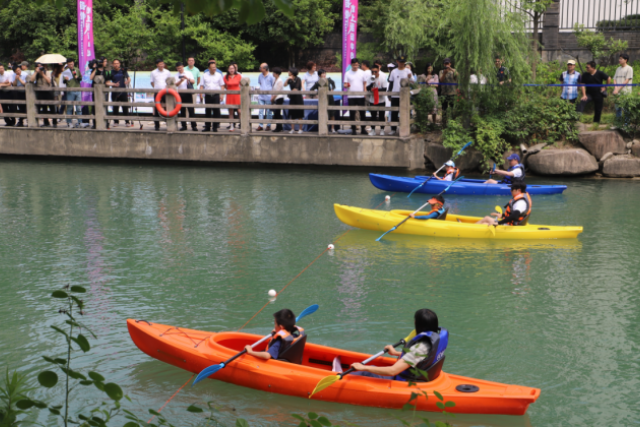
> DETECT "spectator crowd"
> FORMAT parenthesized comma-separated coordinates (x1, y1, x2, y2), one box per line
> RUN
(0, 53, 635, 133)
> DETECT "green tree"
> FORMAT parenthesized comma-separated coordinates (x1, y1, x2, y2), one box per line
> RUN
(384, 0, 444, 58)
(573, 23, 629, 68)
(242, 0, 336, 67)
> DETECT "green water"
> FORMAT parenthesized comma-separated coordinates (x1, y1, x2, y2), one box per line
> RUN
(1, 157, 639, 427)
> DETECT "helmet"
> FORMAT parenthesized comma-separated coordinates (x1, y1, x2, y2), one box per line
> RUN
(445, 160, 455, 167)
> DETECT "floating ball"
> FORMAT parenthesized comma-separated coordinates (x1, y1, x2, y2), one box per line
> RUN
(268, 289, 277, 297)
(328, 244, 335, 250)
(385, 195, 391, 201)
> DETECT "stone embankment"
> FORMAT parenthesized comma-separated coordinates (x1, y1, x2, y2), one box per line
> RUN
(424, 129, 640, 178)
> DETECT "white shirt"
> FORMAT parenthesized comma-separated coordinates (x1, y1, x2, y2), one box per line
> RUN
(201, 71, 225, 90)
(512, 168, 523, 178)
(0, 71, 15, 85)
(470, 74, 487, 85)
(303, 71, 319, 90)
(512, 199, 527, 214)
(613, 65, 634, 95)
(150, 68, 172, 90)
(367, 74, 388, 104)
(345, 69, 366, 98)
(362, 69, 372, 83)
(174, 70, 194, 90)
(388, 68, 412, 98)
(273, 78, 285, 100)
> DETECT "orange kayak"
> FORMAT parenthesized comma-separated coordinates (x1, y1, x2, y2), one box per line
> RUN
(127, 319, 540, 415)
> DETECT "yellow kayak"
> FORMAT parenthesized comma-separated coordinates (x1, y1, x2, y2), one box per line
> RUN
(334, 204, 583, 240)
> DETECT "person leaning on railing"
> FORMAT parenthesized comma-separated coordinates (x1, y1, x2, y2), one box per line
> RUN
(0, 63, 15, 126)
(200, 59, 225, 133)
(284, 67, 304, 134)
(11, 65, 28, 127)
(61, 58, 83, 128)
(270, 67, 285, 133)
(310, 70, 337, 134)
(366, 63, 388, 136)
(106, 59, 131, 127)
(29, 62, 56, 128)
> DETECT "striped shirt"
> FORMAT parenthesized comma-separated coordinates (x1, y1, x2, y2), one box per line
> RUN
(560, 70, 581, 100)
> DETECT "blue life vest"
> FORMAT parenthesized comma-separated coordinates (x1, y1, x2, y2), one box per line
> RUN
(502, 164, 525, 185)
(394, 328, 448, 382)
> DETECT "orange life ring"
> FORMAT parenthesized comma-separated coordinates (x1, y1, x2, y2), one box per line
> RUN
(155, 88, 182, 118)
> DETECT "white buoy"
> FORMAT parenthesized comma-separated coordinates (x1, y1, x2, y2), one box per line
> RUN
(268, 289, 277, 297)
(385, 195, 391, 202)
(328, 244, 335, 250)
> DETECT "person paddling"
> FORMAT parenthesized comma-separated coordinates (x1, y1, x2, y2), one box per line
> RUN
(244, 309, 306, 361)
(484, 154, 524, 184)
(409, 195, 446, 220)
(350, 309, 447, 381)
(433, 161, 459, 181)
(477, 182, 532, 226)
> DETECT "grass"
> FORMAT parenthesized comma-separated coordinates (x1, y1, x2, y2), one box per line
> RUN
(579, 112, 615, 126)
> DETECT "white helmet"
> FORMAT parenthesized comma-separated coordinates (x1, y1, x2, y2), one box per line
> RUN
(445, 160, 455, 167)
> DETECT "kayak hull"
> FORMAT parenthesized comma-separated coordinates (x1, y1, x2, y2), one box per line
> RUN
(334, 204, 583, 239)
(370, 173, 567, 195)
(127, 319, 540, 415)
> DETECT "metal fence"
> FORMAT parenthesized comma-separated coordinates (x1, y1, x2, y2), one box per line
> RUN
(500, 0, 640, 31)
(560, 0, 640, 30)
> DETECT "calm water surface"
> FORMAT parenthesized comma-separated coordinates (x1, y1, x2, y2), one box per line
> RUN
(0, 158, 639, 426)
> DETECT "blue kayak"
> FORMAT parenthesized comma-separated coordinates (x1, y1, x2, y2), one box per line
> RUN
(369, 173, 567, 195)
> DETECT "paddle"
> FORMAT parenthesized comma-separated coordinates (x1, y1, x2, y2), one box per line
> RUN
(489, 162, 496, 181)
(192, 304, 319, 386)
(309, 329, 417, 398)
(376, 176, 464, 242)
(488, 206, 502, 237)
(407, 141, 473, 198)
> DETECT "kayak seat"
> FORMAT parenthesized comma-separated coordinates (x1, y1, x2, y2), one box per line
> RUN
(436, 208, 449, 221)
(520, 217, 529, 226)
(425, 355, 445, 382)
(277, 335, 307, 365)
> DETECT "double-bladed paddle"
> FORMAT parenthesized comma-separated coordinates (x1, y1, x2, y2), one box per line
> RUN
(407, 141, 473, 198)
(376, 176, 464, 242)
(488, 206, 503, 237)
(309, 329, 417, 398)
(192, 304, 319, 386)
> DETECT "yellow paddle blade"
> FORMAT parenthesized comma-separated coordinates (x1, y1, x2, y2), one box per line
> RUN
(490, 225, 496, 237)
(495, 205, 503, 215)
(404, 330, 416, 343)
(309, 375, 340, 398)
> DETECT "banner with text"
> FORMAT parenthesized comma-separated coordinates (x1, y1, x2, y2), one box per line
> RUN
(342, 0, 358, 106)
(78, 0, 95, 101)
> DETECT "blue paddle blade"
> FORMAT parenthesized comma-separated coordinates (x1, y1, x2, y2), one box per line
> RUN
(192, 363, 224, 386)
(296, 304, 319, 322)
(457, 141, 473, 156)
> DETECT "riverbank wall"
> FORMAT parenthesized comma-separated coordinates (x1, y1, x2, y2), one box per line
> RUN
(0, 128, 426, 170)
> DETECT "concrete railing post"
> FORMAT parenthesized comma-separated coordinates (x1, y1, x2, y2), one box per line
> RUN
(240, 77, 251, 135)
(93, 76, 107, 130)
(164, 77, 178, 132)
(542, 0, 560, 62)
(399, 78, 411, 138)
(317, 78, 328, 136)
(25, 83, 38, 128)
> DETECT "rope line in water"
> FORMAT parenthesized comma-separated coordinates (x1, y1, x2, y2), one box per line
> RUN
(147, 373, 195, 424)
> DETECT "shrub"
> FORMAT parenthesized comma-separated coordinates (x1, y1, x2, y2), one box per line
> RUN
(613, 92, 640, 139)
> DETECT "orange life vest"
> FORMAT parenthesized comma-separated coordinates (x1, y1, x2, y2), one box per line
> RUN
(444, 167, 460, 180)
(266, 326, 305, 358)
(503, 192, 532, 226)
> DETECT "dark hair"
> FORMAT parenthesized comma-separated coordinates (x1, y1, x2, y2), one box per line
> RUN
(374, 59, 383, 67)
(112, 59, 121, 65)
(362, 60, 370, 68)
(226, 63, 236, 79)
(273, 309, 296, 332)
(371, 63, 380, 71)
(350, 57, 359, 65)
(155, 59, 164, 65)
(425, 62, 435, 76)
(306, 61, 315, 71)
(431, 195, 445, 204)
(620, 53, 630, 61)
(175, 61, 184, 67)
(586, 61, 597, 69)
(289, 67, 299, 77)
(414, 309, 439, 334)
(318, 68, 327, 77)
(511, 182, 527, 193)
(272, 66, 282, 76)
(67, 58, 75, 63)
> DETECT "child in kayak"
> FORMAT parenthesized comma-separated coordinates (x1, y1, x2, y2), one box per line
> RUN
(409, 195, 446, 220)
(351, 308, 447, 381)
(433, 161, 459, 181)
(244, 309, 306, 361)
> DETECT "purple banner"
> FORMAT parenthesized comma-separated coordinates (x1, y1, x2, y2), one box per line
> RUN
(342, 0, 358, 106)
(78, 0, 95, 101)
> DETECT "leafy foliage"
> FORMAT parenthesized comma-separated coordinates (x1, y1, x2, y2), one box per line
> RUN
(384, 0, 443, 58)
(574, 23, 629, 67)
(0, 369, 33, 427)
(412, 85, 437, 134)
(613, 92, 640, 139)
